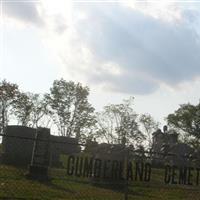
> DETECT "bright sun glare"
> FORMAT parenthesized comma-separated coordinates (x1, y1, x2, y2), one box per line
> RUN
(42, 0, 73, 22)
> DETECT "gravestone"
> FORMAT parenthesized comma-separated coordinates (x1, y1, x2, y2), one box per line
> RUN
(28, 127, 50, 180)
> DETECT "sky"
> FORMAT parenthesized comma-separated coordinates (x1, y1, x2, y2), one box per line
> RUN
(1, 0, 200, 125)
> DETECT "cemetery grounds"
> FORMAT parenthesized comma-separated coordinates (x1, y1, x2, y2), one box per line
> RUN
(0, 161, 200, 200)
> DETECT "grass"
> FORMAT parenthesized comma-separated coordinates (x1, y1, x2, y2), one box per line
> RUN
(0, 165, 200, 200)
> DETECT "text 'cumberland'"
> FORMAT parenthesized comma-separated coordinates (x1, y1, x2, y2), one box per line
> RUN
(66, 155, 200, 186)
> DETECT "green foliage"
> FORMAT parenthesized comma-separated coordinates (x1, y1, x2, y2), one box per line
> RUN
(45, 79, 96, 139)
(12, 92, 33, 126)
(0, 80, 19, 133)
(0, 78, 163, 149)
(167, 102, 200, 147)
(12, 93, 49, 128)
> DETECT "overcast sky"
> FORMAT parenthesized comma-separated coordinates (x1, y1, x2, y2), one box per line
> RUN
(1, 0, 200, 125)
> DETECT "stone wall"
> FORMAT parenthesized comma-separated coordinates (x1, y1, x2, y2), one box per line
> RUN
(1, 125, 81, 167)
(2, 126, 36, 166)
(50, 135, 81, 167)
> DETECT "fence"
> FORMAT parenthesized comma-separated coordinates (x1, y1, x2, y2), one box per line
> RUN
(0, 129, 200, 200)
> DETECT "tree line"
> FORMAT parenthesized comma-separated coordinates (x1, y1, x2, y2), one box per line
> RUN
(0, 79, 200, 150)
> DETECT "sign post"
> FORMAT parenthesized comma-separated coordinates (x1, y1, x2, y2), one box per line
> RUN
(28, 127, 50, 180)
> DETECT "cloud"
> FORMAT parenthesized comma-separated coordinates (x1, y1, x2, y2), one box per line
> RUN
(3, 1, 43, 26)
(5, 1, 200, 95)
(53, 15, 68, 34)
(64, 3, 200, 94)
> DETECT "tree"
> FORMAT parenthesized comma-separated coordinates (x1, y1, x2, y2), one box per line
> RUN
(29, 94, 50, 128)
(96, 97, 145, 147)
(12, 93, 49, 128)
(45, 79, 96, 139)
(12, 92, 33, 126)
(0, 80, 19, 133)
(167, 102, 200, 148)
(139, 113, 159, 150)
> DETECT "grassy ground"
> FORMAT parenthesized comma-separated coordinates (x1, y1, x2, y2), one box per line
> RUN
(0, 165, 200, 200)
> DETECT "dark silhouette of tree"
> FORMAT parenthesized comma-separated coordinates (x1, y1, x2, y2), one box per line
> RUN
(139, 113, 159, 150)
(96, 97, 145, 147)
(12, 92, 33, 126)
(167, 102, 200, 148)
(12, 93, 49, 128)
(45, 79, 96, 140)
(0, 80, 19, 133)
